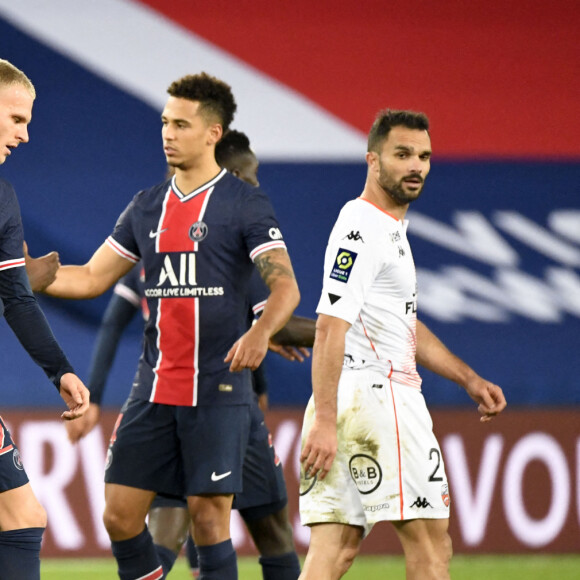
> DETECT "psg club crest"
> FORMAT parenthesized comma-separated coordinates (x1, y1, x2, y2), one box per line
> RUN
(13, 449, 24, 471)
(189, 221, 208, 242)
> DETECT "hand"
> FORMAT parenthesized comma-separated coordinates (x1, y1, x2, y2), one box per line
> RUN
(257, 393, 269, 413)
(23, 241, 60, 292)
(268, 341, 311, 362)
(300, 417, 337, 480)
(58, 373, 90, 421)
(464, 376, 507, 422)
(65, 403, 101, 443)
(224, 324, 269, 372)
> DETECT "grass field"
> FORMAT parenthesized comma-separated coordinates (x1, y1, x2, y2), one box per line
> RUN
(40, 554, 580, 579)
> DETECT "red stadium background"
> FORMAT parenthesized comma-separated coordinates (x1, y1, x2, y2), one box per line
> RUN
(7, 408, 578, 558)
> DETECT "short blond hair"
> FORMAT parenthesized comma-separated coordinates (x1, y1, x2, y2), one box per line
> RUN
(0, 59, 36, 98)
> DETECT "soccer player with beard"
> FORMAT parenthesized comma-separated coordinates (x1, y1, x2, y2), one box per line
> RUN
(298, 110, 507, 580)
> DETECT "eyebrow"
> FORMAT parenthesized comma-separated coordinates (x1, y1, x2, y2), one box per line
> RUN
(394, 145, 432, 155)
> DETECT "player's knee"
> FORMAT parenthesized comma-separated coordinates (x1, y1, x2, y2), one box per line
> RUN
(246, 512, 296, 556)
(103, 507, 140, 541)
(336, 544, 359, 576)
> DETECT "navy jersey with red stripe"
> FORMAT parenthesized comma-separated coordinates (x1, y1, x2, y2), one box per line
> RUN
(106, 170, 286, 406)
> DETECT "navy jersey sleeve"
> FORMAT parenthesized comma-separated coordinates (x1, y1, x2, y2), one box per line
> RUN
(0, 179, 74, 388)
(106, 193, 141, 264)
(87, 269, 142, 404)
(240, 187, 287, 262)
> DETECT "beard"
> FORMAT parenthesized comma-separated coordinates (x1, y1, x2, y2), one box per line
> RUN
(378, 163, 425, 205)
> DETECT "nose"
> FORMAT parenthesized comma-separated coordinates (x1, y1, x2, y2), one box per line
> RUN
(18, 125, 29, 144)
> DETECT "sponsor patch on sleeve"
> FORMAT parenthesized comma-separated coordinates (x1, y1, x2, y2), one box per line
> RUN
(329, 248, 358, 283)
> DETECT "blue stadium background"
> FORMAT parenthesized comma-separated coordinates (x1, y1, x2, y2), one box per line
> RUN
(1, 5, 579, 411)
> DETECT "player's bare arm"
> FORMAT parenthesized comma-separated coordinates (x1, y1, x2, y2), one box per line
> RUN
(253, 247, 300, 334)
(44, 243, 134, 299)
(416, 319, 507, 422)
(301, 314, 350, 480)
(269, 314, 315, 362)
(226, 248, 300, 372)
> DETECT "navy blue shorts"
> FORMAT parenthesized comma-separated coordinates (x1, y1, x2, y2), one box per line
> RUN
(0, 415, 29, 492)
(105, 398, 250, 496)
(233, 400, 287, 519)
(147, 400, 288, 518)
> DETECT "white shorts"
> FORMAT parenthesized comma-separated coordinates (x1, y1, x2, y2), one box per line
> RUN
(299, 369, 450, 536)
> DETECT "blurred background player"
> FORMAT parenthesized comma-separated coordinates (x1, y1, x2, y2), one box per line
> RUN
(66, 129, 316, 579)
(0, 58, 89, 580)
(45, 72, 300, 580)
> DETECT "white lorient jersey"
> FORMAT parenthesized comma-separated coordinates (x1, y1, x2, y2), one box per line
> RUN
(316, 197, 422, 389)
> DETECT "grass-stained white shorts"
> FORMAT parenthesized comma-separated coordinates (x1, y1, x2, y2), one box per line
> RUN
(299, 369, 450, 536)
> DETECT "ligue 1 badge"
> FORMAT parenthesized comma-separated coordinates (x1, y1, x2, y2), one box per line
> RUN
(189, 221, 208, 242)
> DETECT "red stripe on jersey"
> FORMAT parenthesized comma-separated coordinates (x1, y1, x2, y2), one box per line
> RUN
(0, 445, 14, 456)
(389, 379, 405, 520)
(0, 258, 25, 271)
(151, 185, 213, 405)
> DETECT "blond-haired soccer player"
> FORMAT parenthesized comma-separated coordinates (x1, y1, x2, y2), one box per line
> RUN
(0, 58, 89, 580)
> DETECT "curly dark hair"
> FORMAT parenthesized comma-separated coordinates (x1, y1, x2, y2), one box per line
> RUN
(367, 109, 429, 153)
(215, 130, 252, 167)
(167, 72, 237, 132)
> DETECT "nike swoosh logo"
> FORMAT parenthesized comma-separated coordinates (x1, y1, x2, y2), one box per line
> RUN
(211, 471, 232, 482)
(149, 228, 168, 238)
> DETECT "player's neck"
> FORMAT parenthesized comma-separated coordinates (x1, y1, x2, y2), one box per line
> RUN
(174, 161, 222, 195)
(360, 183, 408, 220)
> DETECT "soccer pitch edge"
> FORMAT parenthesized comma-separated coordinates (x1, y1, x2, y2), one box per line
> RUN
(40, 554, 580, 579)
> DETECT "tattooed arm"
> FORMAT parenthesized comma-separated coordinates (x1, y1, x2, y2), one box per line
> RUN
(225, 248, 300, 372)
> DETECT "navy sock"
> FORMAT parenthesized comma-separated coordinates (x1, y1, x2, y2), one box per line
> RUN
(111, 527, 163, 580)
(259, 552, 301, 580)
(154, 544, 178, 576)
(0, 527, 44, 580)
(185, 534, 200, 572)
(196, 539, 237, 579)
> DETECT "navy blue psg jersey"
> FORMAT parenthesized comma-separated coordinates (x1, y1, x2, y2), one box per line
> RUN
(107, 170, 286, 407)
(0, 178, 74, 387)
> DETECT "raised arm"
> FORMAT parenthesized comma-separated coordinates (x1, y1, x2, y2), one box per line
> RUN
(44, 243, 134, 299)
(416, 319, 507, 422)
(225, 248, 300, 372)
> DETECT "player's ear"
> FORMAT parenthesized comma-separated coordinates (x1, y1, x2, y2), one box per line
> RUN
(207, 123, 223, 146)
(366, 150, 379, 171)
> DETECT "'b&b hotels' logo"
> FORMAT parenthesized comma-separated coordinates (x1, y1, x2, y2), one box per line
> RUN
(330, 248, 358, 283)
(349, 454, 382, 494)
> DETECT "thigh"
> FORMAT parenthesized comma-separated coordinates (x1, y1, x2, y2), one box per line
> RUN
(104, 483, 155, 525)
(105, 399, 184, 496)
(234, 402, 287, 516)
(179, 404, 250, 496)
(0, 483, 45, 531)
